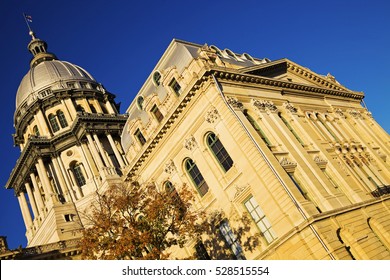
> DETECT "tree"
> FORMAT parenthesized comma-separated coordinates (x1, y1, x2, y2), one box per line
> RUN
(80, 182, 202, 260)
(194, 210, 261, 260)
(80, 181, 261, 260)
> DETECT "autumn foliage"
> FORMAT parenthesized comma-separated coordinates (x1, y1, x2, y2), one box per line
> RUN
(80, 182, 201, 260)
(80, 182, 261, 260)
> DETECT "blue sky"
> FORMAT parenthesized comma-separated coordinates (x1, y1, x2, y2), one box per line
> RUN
(0, 0, 389, 250)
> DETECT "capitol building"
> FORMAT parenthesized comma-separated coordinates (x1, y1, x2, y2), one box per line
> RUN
(1, 30, 390, 259)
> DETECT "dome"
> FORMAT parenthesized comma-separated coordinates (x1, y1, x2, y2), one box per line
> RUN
(16, 60, 96, 109)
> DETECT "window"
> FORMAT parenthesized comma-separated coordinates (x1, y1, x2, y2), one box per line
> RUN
(76, 104, 85, 112)
(244, 196, 277, 244)
(73, 163, 86, 187)
(66, 82, 76, 89)
(219, 220, 245, 259)
(164, 181, 185, 218)
(134, 128, 146, 146)
(57, 110, 68, 128)
(287, 173, 309, 200)
(33, 125, 40, 136)
(244, 111, 272, 147)
(151, 104, 164, 122)
(48, 113, 60, 133)
(279, 113, 304, 146)
(153, 71, 162, 86)
(169, 78, 181, 95)
(194, 241, 211, 260)
(137, 96, 144, 110)
(206, 133, 233, 172)
(185, 158, 209, 197)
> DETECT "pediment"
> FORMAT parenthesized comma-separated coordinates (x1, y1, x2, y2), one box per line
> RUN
(240, 59, 351, 92)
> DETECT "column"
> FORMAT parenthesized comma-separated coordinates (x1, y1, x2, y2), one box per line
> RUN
(17, 192, 33, 230)
(86, 133, 105, 169)
(57, 156, 78, 202)
(93, 133, 112, 167)
(80, 141, 99, 176)
(36, 157, 54, 205)
(106, 134, 126, 168)
(30, 172, 45, 213)
(61, 99, 74, 122)
(104, 100, 116, 114)
(52, 156, 72, 202)
(25, 182, 39, 219)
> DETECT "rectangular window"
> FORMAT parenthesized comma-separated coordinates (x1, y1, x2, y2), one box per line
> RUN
(244, 196, 277, 244)
(194, 241, 211, 260)
(134, 128, 146, 146)
(169, 78, 181, 95)
(151, 104, 164, 122)
(219, 220, 245, 259)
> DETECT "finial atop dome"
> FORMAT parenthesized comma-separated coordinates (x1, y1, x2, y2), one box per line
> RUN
(23, 13, 57, 68)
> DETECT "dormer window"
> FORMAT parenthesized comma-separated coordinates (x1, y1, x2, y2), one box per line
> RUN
(151, 104, 164, 122)
(33, 125, 40, 136)
(137, 96, 144, 110)
(153, 71, 162, 86)
(134, 128, 146, 146)
(66, 82, 76, 89)
(169, 78, 181, 96)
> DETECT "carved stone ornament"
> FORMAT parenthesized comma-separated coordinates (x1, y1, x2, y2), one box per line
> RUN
(226, 96, 244, 110)
(164, 160, 177, 175)
(184, 135, 198, 151)
(234, 184, 249, 199)
(348, 109, 362, 119)
(334, 108, 344, 117)
(252, 99, 278, 112)
(314, 155, 328, 169)
(280, 157, 297, 172)
(205, 106, 220, 124)
(283, 102, 298, 113)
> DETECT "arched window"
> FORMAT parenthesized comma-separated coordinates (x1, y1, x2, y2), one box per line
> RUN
(185, 158, 209, 197)
(137, 96, 144, 110)
(57, 110, 68, 128)
(206, 132, 233, 172)
(48, 113, 60, 132)
(244, 111, 272, 147)
(164, 181, 185, 217)
(33, 125, 40, 136)
(153, 71, 162, 86)
(72, 162, 86, 187)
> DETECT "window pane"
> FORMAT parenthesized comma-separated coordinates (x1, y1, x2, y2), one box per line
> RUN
(185, 159, 208, 197)
(49, 114, 60, 132)
(207, 133, 233, 172)
(57, 110, 68, 128)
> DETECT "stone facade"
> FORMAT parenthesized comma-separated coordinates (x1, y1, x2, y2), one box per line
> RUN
(2, 37, 390, 260)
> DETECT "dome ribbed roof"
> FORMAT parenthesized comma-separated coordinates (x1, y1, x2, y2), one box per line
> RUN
(16, 60, 96, 109)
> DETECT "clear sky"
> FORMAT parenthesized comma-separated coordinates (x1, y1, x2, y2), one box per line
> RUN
(0, 0, 389, 250)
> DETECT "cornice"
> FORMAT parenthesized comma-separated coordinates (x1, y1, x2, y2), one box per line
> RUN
(6, 113, 128, 193)
(211, 67, 364, 100)
(124, 73, 210, 179)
